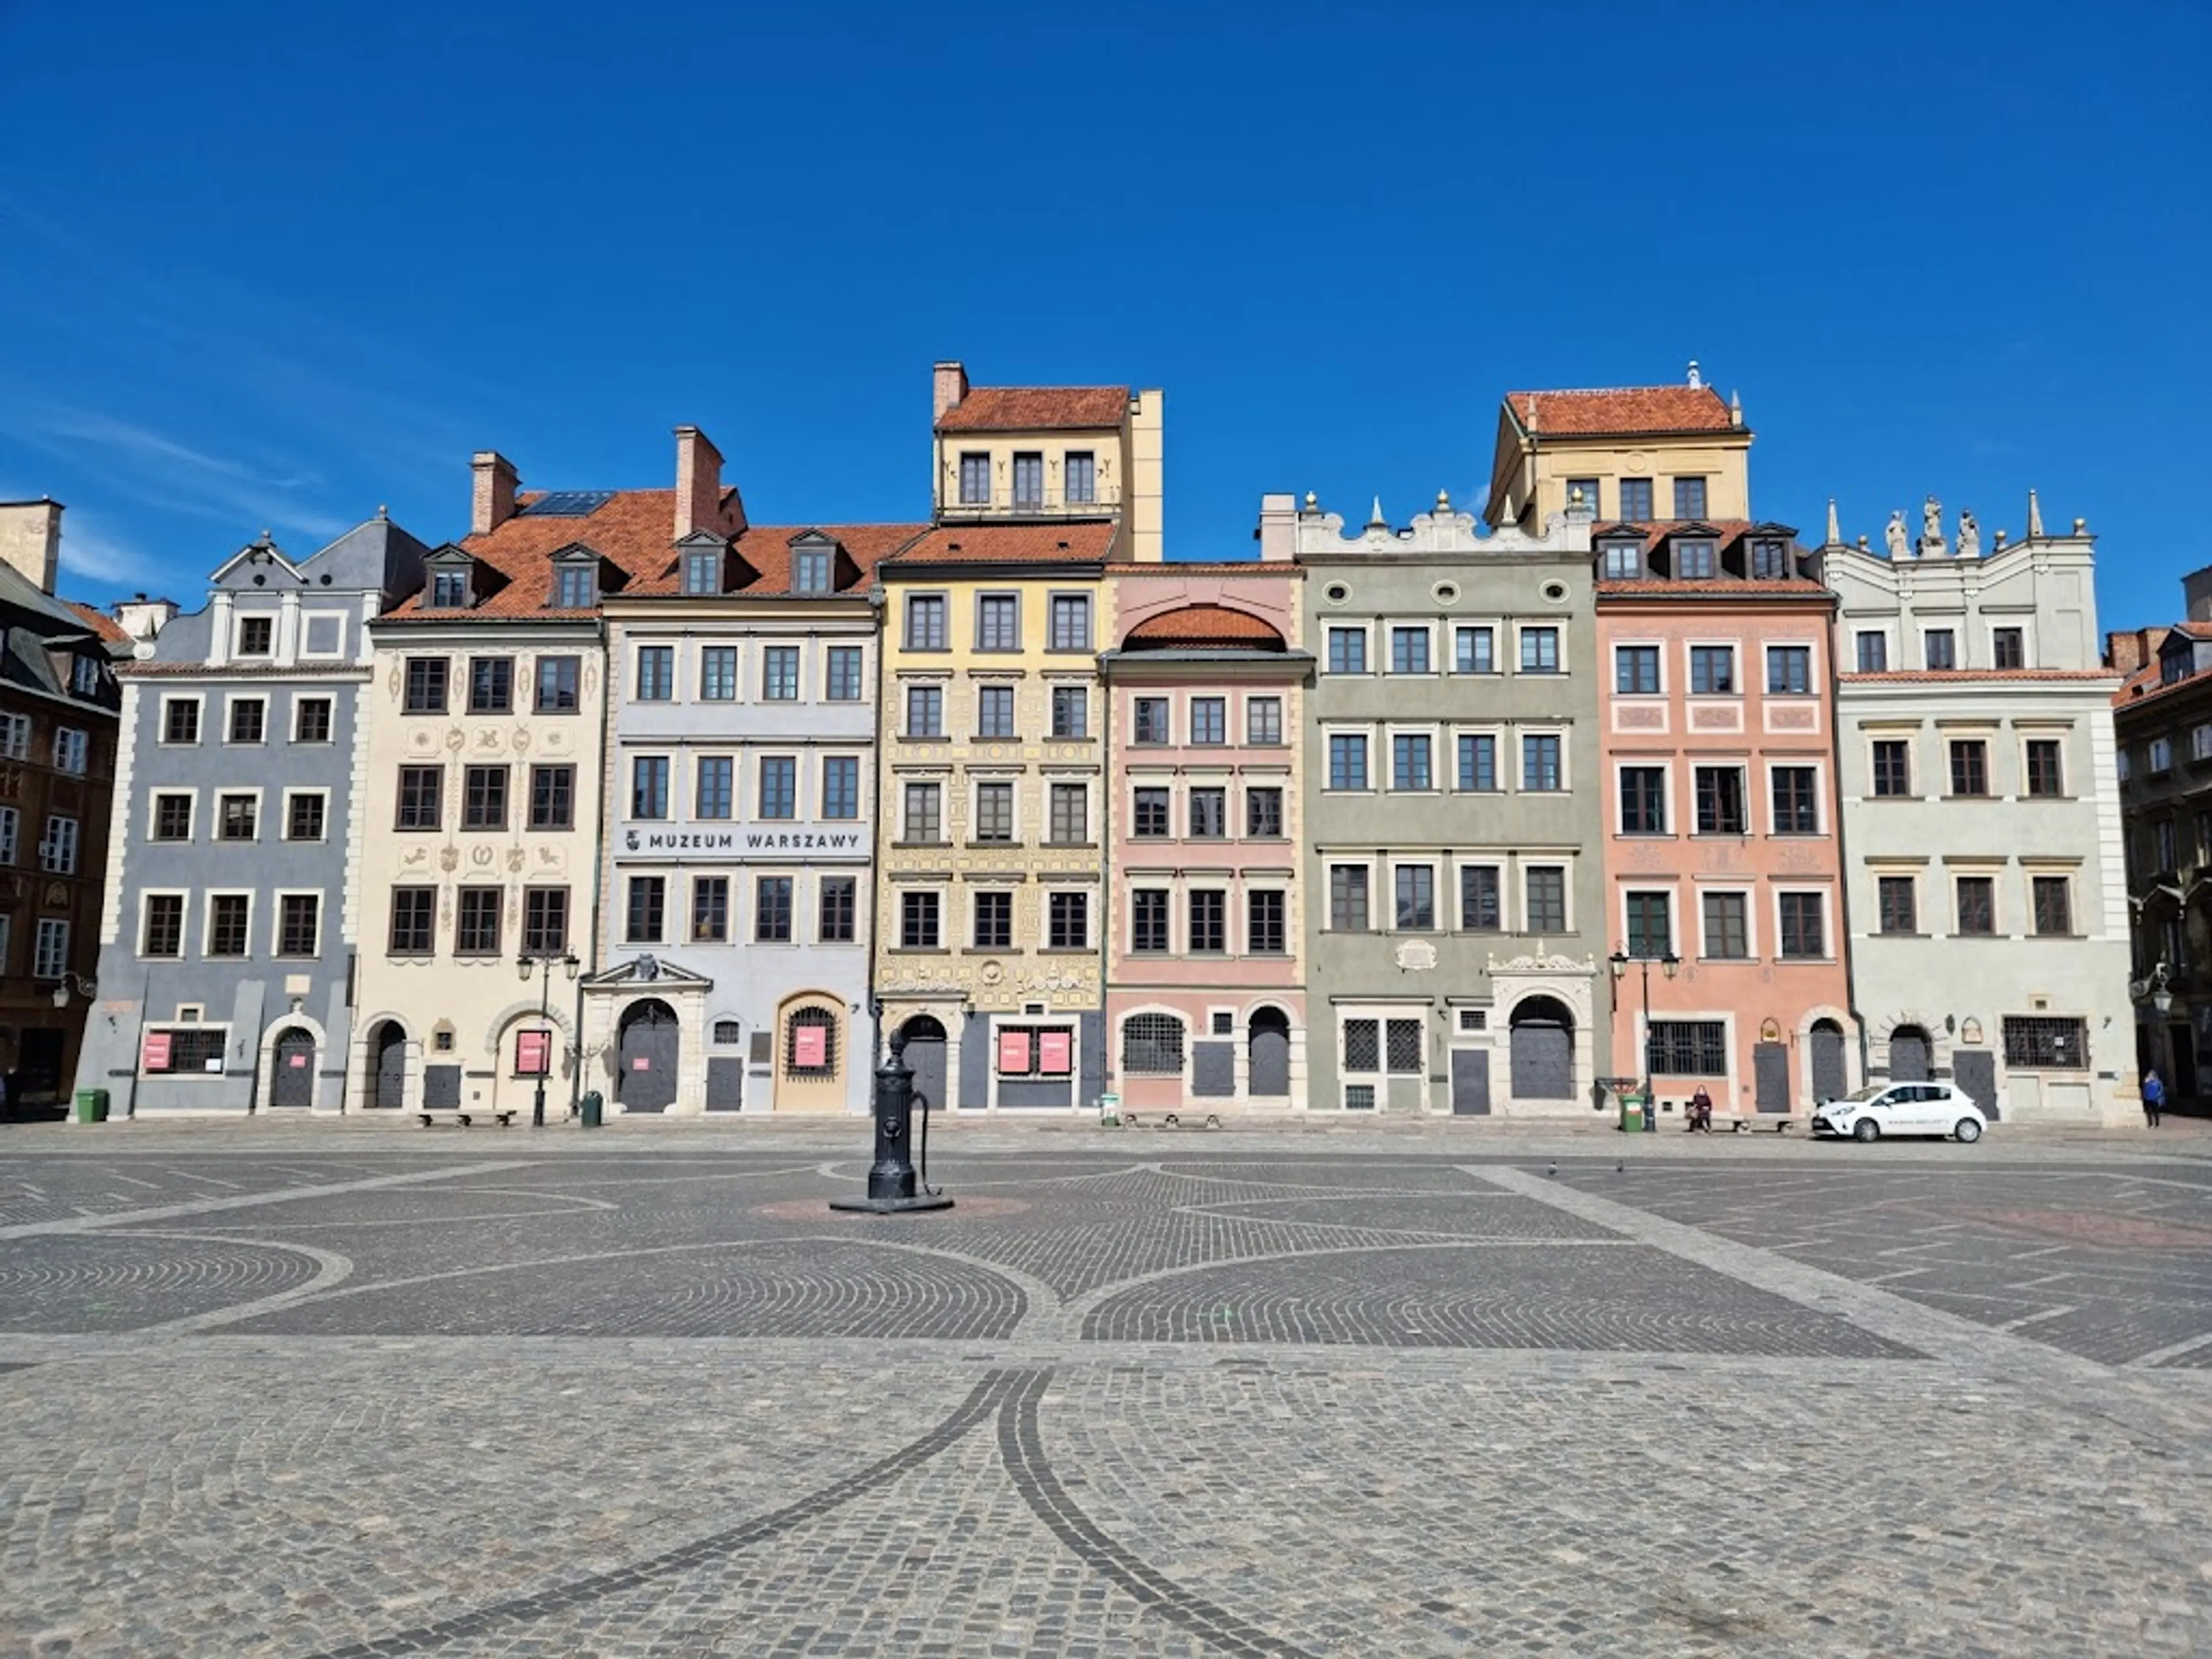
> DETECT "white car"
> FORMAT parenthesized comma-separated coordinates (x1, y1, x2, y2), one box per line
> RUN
(1812, 1082, 1988, 1143)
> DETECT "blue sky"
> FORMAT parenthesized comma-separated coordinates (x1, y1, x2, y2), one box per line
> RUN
(2, 1, 2205, 630)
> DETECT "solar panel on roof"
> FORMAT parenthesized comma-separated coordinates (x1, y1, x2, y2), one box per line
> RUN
(520, 491, 615, 517)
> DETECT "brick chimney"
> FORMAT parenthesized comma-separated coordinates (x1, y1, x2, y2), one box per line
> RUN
(0, 498, 62, 594)
(674, 426, 727, 537)
(471, 452, 518, 536)
(933, 361, 969, 423)
(2106, 628, 2150, 676)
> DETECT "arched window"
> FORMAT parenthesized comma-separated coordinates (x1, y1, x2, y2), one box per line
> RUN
(1122, 1013, 1185, 1075)
(785, 1007, 837, 1077)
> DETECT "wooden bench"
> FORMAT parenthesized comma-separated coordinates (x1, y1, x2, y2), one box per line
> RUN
(416, 1109, 517, 1128)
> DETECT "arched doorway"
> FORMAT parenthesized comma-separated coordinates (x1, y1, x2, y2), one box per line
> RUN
(1809, 1018, 1848, 1104)
(371, 1021, 408, 1109)
(1509, 997, 1575, 1100)
(617, 999, 679, 1113)
(1249, 1006, 1291, 1099)
(270, 1027, 316, 1109)
(899, 1015, 948, 1116)
(774, 1000, 844, 1114)
(1889, 1024, 1932, 1083)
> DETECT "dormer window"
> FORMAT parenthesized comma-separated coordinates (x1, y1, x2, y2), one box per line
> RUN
(1751, 538, 1790, 579)
(555, 565, 595, 608)
(429, 569, 470, 609)
(2164, 649, 2191, 686)
(683, 549, 722, 596)
(1600, 540, 1643, 580)
(793, 547, 831, 593)
(71, 656, 102, 696)
(1675, 539, 1717, 579)
(237, 615, 274, 656)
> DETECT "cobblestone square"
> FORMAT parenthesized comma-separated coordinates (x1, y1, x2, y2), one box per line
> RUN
(3, 1127, 2211, 1655)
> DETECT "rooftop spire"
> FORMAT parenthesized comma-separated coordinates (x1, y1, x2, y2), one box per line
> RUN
(1366, 495, 1388, 531)
(1687, 359, 1702, 390)
(1825, 497, 1840, 547)
(2027, 488, 2044, 539)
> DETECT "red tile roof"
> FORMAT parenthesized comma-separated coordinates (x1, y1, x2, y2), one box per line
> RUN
(384, 488, 688, 620)
(1509, 386, 1736, 437)
(65, 600, 130, 643)
(1598, 579, 1828, 599)
(1123, 605, 1286, 648)
(622, 522, 927, 597)
(1106, 560, 1305, 577)
(936, 386, 1129, 433)
(884, 521, 1118, 567)
(1842, 669, 2120, 684)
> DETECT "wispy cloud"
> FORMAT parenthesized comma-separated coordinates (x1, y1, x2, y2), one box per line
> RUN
(0, 480, 171, 591)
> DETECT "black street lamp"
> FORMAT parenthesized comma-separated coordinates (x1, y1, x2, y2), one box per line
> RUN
(516, 952, 582, 1127)
(1608, 948, 1681, 1101)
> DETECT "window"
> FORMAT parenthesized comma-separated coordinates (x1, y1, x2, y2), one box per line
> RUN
(468, 657, 512, 714)
(1525, 866, 1566, 933)
(1049, 594, 1091, 651)
(1522, 733, 1562, 791)
(1872, 740, 1912, 797)
(208, 896, 249, 957)
(1344, 1019, 1379, 1073)
(826, 647, 864, 701)
(215, 797, 255, 844)
(1566, 477, 1600, 516)
(1615, 645, 1660, 695)
(1395, 865, 1435, 930)
(153, 793, 193, 842)
(626, 876, 666, 943)
(1672, 477, 1707, 519)
(1688, 646, 1735, 695)
(1132, 787, 1169, 838)
(2004, 1016, 2087, 1070)
(463, 765, 508, 831)
(54, 728, 88, 774)
(0, 806, 15, 864)
(699, 646, 738, 701)
(535, 656, 581, 712)
(1619, 478, 1654, 521)
(33, 918, 69, 981)
(1247, 696, 1282, 744)
(906, 594, 948, 650)
(1188, 890, 1226, 952)
(430, 569, 469, 608)
(822, 757, 859, 820)
(228, 699, 266, 744)
(1625, 890, 1672, 957)
(635, 646, 674, 701)
(1923, 630, 1956, 672)
(679, 755, 728, 820)
(683, 548, 722, 596)
(1949, 740, 1988, 797)
(906, 684, 944, 738)
(1048, 891, 1088, 949)
(755, 876, 794, 942)
(397, 766, 442, 829)
(977, 594, 1018, 652)
(974, 782, 1013, 841)
(1391, 628, 1431, 675)
(1771, 766, 1819, 834)
(1052, 685, 1088, 738)
(1065, 452, 1096, 505)
(1856, 631, 1888, 673)
(2032, 876, 2073, 936)
(2025, 739, 2065, 798)
(1330, 865, 1370, 931)
(1751, 539, 1790, 579)
(142, 895, 184, 958)
(286, 793, 325, 842)
(524, 887, 569, 955)
(904, 783, 942, 843)
(758, 756, 797, 820)
(278, 895, 320, 958)
(958, 453, 990, 506)
(1456, 627, 1494, 673)
(1601, 541, 1643, 581)
(793, 546, 831, 593)
(456, 888, 502, 955)
(1385, 1019, 1424, 1074)
(819, 877, 857, 943)
(554, 564, 596, 609)
(1049, 783, 1087, 844)
(294, 697, 332, 743)
(1778, 892, 1825, 958)
(966, 890, 1011, 949)
(1132, 889, 1171, 952)
(1461, 865, 1502, 930)
(1190, 697, 1226, 744)
(1675, 540, 1717, 578)
(39, 814, 79, 873)
(1878, 875, 1917, 934)
(2157, 819, 2179, 871)
(900, 891, 940, 949)
(1246, 786, 1283, 838)
(1648, 1020, 1726, 1075)
(1134, 698, 1171, 744)
(1329, 733, 1369, 790)
(1123, 1013, 1185, 1075)
(162, 699, 200, 745)
(1392, 733, 1433, 791)
(1520, 627, 1559, 673)
(1620, 767, 1667, 834)
(1013, 452, 1044, 510)
(978, 684, 1015, 738)
(1956, 876, 1995, 935)
(1249, 890, 1286, 954)
(403, 658, 448, 713)
(632, 756, 670, 819)
(1702, 892, 1749, 959)
(531, 764, 575, 830)
(1327, 627, 1367, 674)
(1993, 627, 2025, 669)
(2150, 736, 2175, 773)
(1766, 646, 1812, 695)
(236, 614, 274, 656)
(1457, 733, 1497, 793)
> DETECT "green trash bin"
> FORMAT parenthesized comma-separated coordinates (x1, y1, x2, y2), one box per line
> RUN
(579, 1090, 603, 1130)
(74, 1088, 109, 1125)
(1618, 1092, 1644, 1133)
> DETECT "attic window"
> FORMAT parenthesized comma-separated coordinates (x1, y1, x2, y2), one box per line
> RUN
(793, 547, 832, 594)
(555, 564, 596, 609)
(2164, 650, 2191, 685)
(1751, 538, 1790, 579)
(71, 656, 102, 696)
(1675, 539, 1717, 579)
(429, 569, 469, 609)
(683, 550, 722, 596)
(1600, 541, 1642, 580)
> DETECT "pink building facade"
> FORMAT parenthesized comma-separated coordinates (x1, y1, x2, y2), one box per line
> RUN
(1594, 522, 1859, 1120)
(1103, 565, 1310, 1113)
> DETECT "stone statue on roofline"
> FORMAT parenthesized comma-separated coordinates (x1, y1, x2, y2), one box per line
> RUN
(1921, 494, 1945, 554)
(1957, 509, 1980, 559)
(1885, 510, 1910, 559)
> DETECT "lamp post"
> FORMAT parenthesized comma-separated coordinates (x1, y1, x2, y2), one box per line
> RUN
(516, 952, 582, 1127)
(50, 969, 97, 1010)
(2130, 960, 2177, 1098)
(1608, 948, 1681, 1101)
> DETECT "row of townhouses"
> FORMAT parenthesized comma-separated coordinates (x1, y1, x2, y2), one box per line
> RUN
(58, 362, 2143, 1125)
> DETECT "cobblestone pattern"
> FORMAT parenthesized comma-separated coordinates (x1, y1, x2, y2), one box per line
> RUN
(0, 1233, 320, 1331)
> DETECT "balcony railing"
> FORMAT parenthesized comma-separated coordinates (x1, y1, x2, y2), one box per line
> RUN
(938, 483, 1123, 520)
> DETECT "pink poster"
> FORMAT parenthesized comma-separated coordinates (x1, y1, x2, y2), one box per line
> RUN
(517, 1030, 551, 1075)
(793, 1024, 827, 1069)
(142, 1031, 172, 1071)
(288, 1052, 308, 1068)
(1038, 1030, 1072, 1075)
(631, 1056, 651, 1070)
(998, 1030, 1033, 1074)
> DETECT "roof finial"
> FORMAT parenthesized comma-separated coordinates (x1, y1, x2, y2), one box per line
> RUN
(1825, 497, 1840, 547)
(1366, 495, 1388, 531)
(1303, 490, 1317, 512)
(2027, 488, 2044, 539)
(376, 503, 389, 520)
(1729, 389, 1743, 427)
(1687, 359, 1702, 390)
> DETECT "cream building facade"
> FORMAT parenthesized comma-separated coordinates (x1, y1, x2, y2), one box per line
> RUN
(1486, 368, 1752, 533)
